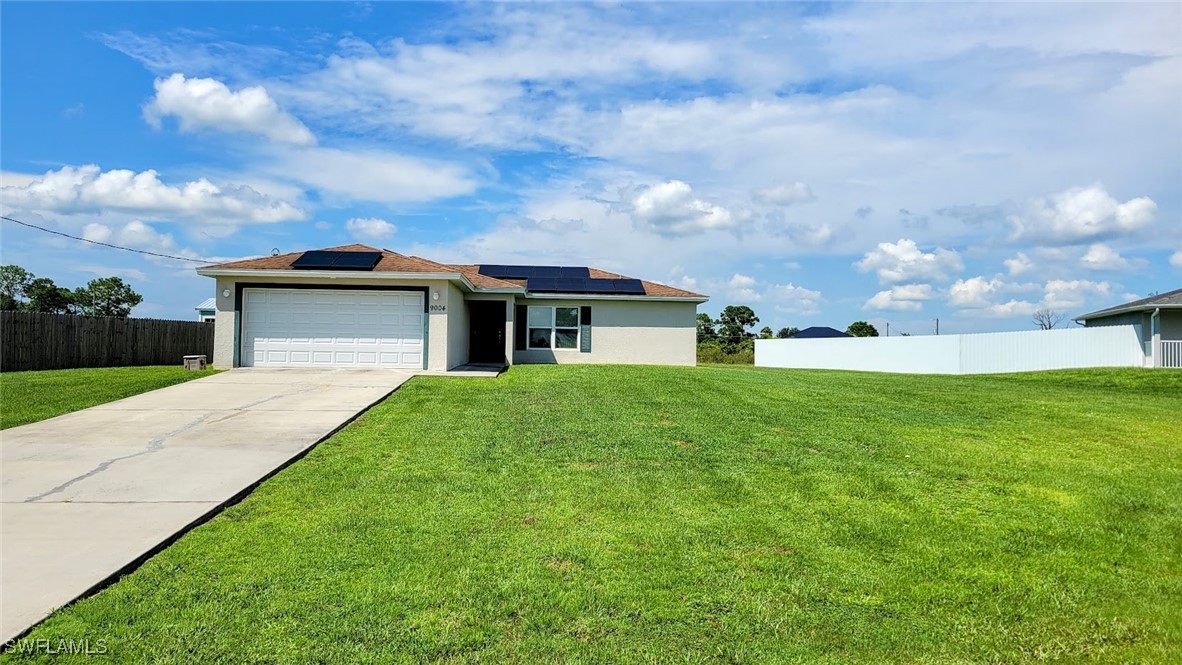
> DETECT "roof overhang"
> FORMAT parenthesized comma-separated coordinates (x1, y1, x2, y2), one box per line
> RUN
(1074, 303, 1182, 322)
(195, 267, 484, 292)
(522, 292, 709, 303)
(194, 268, 706, 301)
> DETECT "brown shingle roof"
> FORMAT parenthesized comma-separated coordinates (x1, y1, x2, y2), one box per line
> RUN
(201, 245, 707, 299)
(588, 268, 706, 298)
(446, 264, 525, 289)
(1077, 287, 1182, 320)
(202, 244, 457, 274)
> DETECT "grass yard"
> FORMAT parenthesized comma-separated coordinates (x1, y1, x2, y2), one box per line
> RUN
(9, 365, 1182, 663)
(0, 366, 220, 429)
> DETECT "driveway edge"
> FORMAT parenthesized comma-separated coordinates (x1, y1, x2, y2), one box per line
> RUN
(2, 376, 415, 646)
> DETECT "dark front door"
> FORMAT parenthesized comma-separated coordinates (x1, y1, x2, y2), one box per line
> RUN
(468, 301, 507, 364)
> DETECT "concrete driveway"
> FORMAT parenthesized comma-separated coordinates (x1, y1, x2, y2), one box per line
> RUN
(1, 368, 414, 642)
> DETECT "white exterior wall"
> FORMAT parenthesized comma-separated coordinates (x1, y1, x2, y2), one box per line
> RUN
(756, 325, 1145, 375)
(211, 276, 453, 370)
(445, 282, 469, 369)
(513, 298, 697, 366)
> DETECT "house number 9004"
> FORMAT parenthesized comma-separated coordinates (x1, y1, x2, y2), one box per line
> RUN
(430, 304, 446, 312)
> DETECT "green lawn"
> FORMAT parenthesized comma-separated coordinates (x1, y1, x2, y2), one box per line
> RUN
(0, 366, 220, 429)
(9, 365, 1182, 663)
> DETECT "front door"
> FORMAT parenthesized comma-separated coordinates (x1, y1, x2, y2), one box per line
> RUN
(468, 301, 507, 364)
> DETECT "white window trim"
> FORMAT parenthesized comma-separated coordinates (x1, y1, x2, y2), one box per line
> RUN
(527, 305, 580, 351)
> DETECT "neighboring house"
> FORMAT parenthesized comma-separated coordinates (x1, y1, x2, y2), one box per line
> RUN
(791, 326, 851, 339)
(1075, 287, 1182, 368)
(195, 244, 708, 370)
(195, 297, 216, 323)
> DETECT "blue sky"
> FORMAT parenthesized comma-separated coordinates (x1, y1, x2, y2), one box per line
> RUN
(2, 2, 1179, 333)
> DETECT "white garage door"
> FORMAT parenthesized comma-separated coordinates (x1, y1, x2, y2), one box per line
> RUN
(241, 288, 424, 368)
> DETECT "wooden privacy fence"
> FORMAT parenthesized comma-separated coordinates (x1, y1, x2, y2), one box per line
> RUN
(1, 311, 215, 372)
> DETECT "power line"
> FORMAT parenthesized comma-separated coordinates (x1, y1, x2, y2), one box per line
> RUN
(2, 215, 216, 264)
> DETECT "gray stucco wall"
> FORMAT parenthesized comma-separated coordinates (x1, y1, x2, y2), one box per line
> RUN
(1160, 310, 1182, 341)
(512, 298, 697, 366)
(1084, 311, 1150, 350)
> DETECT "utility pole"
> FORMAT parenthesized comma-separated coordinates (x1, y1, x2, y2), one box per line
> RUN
(934, 318, 939, 335)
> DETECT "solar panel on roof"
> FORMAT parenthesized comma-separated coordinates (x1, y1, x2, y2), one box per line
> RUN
(478, 265, 589, 280)
(556, 277, 587, 292)
(292, 250, 382, 271)
(610, 279, 646, 295)
(331, 252, 382, 269)
(292, 250, 341, 269)
(523, 276, 646, 295)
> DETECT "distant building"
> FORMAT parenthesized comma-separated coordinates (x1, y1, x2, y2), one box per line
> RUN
(791, 326, 851, 339)
(195, 297, 216, 323)
(1075, 288, 1182, 368)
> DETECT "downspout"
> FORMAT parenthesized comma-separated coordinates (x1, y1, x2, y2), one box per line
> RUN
(1150, 308, 1160, 368)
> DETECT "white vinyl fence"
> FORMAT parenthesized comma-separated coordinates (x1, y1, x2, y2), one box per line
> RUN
(755, 325, 1145, 375)
(1162, 341, 1182, 369)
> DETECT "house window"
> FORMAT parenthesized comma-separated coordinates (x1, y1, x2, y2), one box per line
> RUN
(528, 306, 579, 350)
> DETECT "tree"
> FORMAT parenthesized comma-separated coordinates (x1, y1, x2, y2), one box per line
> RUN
(696, 313, 718, 343)
(846, 321, 880, 337)
(23, 277, 75, 313)
(758, 326, 774, 339)
(776, 327, 799, 339)
(1032, 309, 1065, 330)
(74, 277, 143, 317)
(0, 265, 33, 310)
(717, 305, 760, 343)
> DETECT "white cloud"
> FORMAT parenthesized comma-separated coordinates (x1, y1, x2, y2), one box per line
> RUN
(628, 180, 738, 236)
(278, 8, 720, 148)
(1007, 184, 1157, 244)
(144, 73, 315, 145)
(865, 283, 933, 311)
(854, 238, 963, 284)
(770, 282, 824, 314)
(1080, 243, 1136, 271)
(948, 276, 1012, 308)
(754, 182, 814, 206)
(314, 221, 332, 231)
(264, 147, 477, 205)
(987, 299, 1040, 318)
(670, 273, 699, 291)
(728, 273, 756, 289)
(0, 164, 306, 223)
(1042, 278, 1111, 310)
(949, 276, 1111, 317)
(82, 222, 113, 243)
(80, 220, 204, 261)
(345, 217, 397, 242)
(1172, 250, 1182, 268)
(1004, 252, 1033, 276)
(727, 273, 761, 301)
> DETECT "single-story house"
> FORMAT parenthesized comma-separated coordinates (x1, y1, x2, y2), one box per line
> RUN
(195, 297, 216, 323)
(195, 244, 708, 370)
(791, 326, 851, 339)
(1075, 287, 1182, 368)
